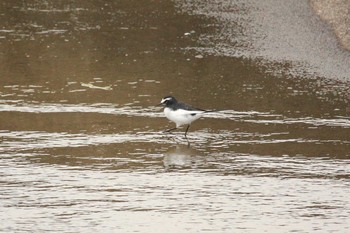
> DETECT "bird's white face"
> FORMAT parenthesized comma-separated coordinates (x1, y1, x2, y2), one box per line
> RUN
(161, 97, 172, 104)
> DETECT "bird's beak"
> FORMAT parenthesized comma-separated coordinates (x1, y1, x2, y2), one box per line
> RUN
(156, 102, 163, 107)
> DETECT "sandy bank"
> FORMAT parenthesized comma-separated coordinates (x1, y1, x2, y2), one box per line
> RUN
(174, 0, 350, 81)
(310, 0, 350, 51)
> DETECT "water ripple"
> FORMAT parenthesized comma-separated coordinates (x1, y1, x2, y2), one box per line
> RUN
(0, 129, 348, 155)
(1, 101, 349, 128)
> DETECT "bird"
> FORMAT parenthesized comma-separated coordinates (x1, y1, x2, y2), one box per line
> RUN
(158, 96, 214, 137)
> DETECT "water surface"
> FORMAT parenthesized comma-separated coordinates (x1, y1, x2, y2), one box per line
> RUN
(0, 0, 349, 232)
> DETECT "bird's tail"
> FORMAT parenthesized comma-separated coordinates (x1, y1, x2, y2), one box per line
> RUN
(203, 109, 221, 114)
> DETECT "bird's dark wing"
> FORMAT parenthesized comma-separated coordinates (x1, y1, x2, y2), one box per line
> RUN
(176, 102, 206, 112)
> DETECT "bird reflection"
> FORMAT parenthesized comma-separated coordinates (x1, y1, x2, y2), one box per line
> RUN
(163, 144, 199, 170)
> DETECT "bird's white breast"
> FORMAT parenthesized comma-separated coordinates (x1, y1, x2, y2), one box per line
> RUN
(164, 107, 203, 127)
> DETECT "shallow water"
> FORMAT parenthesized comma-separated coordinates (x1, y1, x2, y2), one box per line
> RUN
(0, 0, 349, 232)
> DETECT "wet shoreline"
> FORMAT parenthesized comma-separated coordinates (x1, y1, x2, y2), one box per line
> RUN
(174, 0, 350, 83)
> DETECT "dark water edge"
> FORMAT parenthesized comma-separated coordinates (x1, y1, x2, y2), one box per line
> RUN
(310, 0, 350, 52)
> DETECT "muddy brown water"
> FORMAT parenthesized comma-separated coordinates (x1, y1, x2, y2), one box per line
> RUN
(0, 1, 349, 232)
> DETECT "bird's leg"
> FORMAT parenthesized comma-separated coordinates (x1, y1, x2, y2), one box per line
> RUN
(164, 127, 177, 133)
(184, 125, 190, 138)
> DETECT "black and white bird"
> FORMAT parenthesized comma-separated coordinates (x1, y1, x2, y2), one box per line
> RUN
(158, 96, 214, 137)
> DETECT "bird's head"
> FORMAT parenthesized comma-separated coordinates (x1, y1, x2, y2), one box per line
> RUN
(158, 96, 177, 106)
